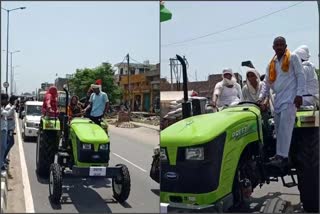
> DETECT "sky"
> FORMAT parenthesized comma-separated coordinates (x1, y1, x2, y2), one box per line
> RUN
(1, 1, 159, 95)
(161, 1, 319, 83)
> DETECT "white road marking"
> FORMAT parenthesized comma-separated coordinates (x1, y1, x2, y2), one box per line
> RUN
(15, 114, 35, 213)
(112, 153, 147, 172)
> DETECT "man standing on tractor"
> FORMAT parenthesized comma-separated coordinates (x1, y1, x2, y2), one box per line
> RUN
(258, 36, 305, 167)
(212, 68, 243, 108)
(42, 86, 59, 117)
(293, 45, 319, 107)
(83, 83, 109, 126)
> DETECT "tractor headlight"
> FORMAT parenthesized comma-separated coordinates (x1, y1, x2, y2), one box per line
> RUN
(99, 144, 109, 150)
(185, 147, 204, 160)
(160, 148, 167, 161)
(82, 143, 92, 150)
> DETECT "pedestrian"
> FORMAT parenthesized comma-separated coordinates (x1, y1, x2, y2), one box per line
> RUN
(212, 68, 243, 108)
(258, 36, 305, 167)
(1, 93, 9, 174)
(293, 45, 319, 107)
(3, 95, 17, 165)
(83, 84, 109, 126)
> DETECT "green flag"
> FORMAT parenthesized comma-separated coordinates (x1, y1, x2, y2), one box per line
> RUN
(160, 3, 172, 22)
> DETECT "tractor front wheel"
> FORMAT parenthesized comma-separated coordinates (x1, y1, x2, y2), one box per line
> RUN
(49, 163, 63, 204)
(112, 164, 131, 203)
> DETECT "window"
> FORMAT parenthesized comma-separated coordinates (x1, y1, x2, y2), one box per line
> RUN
(139, 68, 144, 74)
(120, 68, 123, 75)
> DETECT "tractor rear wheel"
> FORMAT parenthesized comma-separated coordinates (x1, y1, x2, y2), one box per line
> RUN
(290, 128, 319, 213)
(36, 130, 59, 178)
(112, 164, 131, 203)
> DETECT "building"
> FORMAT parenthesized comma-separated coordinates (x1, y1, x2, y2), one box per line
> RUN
(55, 77, 68, 91)
(114, 61, 160, 112)
(160, 72, 243, 100)
(40, 82, 54, 91)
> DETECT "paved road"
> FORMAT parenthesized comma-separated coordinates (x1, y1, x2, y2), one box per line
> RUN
(18, 117, 159, 213)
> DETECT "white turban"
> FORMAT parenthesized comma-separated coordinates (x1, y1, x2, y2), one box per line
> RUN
(91, 84, 100, 89)
(294, 45, 311, 61)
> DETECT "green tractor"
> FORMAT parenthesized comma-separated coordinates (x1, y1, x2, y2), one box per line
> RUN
(36, 87, 131, 204)
(160, 55, 319, 213)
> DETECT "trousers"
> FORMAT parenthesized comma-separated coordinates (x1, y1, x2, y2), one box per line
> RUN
(273, 104, 296, 157)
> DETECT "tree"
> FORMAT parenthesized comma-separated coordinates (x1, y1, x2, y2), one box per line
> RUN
(69, 63, 123, 104)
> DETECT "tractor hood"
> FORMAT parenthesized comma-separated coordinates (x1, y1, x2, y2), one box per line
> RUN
(70, 118, 109, 143)
(161, 105, 261, 147)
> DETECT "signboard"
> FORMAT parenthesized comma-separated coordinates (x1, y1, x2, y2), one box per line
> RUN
(3, 82, 9, 88)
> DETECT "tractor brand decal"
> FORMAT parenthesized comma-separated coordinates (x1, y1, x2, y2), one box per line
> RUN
(165, 172, 179, 180)
(231, 124, 256, 140)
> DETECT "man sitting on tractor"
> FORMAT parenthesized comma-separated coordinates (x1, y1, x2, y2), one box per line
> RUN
(68, 95, 83, 120)
(212, 68, 243, 108)
(42, 86, 59, 117)
(258, 36, 305, 167)
(82, 84, 109, 126)
(294, 45, 319, 107)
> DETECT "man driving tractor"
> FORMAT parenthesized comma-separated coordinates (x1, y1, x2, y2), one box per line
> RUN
(42, 86, 59, 117)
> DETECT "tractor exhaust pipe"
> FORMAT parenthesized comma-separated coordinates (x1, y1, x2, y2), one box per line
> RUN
(63, 85, 69, 149)
(176, 54, 191, 119)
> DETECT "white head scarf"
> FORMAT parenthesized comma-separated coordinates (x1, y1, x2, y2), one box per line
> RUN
(294, 45, 311, 61)
(246, 69, 261, 101)
(222, 68, 237, 86)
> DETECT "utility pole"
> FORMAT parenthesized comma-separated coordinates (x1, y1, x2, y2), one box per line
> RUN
(169, 58, 173, 91)
(195, 70, 198, 81)
(127, 53, 130, 112)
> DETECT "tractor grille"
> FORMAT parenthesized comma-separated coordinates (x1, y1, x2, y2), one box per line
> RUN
(160, 133, 226, 194)
(77, 139, 110, 163)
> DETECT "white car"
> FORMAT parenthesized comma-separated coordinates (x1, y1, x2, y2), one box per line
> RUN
(22, 101, 43, 140)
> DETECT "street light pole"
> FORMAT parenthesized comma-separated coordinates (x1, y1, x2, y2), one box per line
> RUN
(1, 6, 26, 95)
(5, 10, 9, 95)
(10, 51, 20, 95)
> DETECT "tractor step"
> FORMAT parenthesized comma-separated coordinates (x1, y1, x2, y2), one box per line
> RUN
(269, 177, 278, 182)
(281, 174, 297, 188)
(58, 152, 70, 157)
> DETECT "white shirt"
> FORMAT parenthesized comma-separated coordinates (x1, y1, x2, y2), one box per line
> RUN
(242, 82, 265, 102)
(302, 61, 319, 96)
(1, 107, 8, 131)
(214, 81, 243, 107)
(259, 52, 305, 113)
(5, 103, 16, 130)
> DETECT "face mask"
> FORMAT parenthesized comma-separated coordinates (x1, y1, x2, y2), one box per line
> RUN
(223, 78, 234, 86)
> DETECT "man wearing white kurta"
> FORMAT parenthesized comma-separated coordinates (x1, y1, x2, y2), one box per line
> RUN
(258, 36, 305, 167)
(294, 45, 319, 106)
(212, 68, 243, 108)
